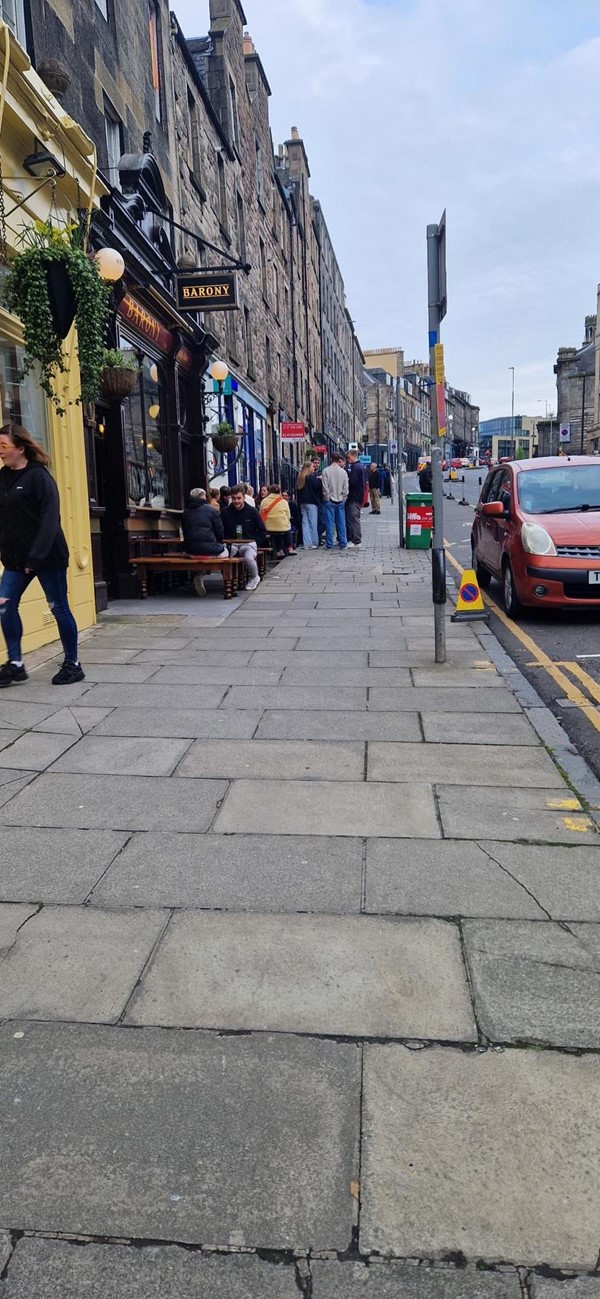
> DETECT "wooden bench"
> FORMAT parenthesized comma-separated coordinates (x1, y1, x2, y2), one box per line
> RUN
(130, 555, 245, 600)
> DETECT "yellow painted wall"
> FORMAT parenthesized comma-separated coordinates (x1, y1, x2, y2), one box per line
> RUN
(0, 22, 103, 655)
(363, 349, 404, 380)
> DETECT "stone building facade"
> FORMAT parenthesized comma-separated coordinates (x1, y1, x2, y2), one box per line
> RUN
(364, 368, 396, 456)
(555, 314, 596, 456)
(24, 0, 364, 504)
(446, 387, 480, 458)
(313, 201, 356, 450)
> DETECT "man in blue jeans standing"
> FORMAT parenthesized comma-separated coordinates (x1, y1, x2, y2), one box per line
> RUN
(321, 453, 348, 550)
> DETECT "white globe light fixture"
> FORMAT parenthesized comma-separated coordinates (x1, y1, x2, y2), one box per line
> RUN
(209, 359, 229, 384)
(93, 247, 125, 283)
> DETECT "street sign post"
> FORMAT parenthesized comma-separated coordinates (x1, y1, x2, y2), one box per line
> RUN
(559, 423, 571, 444)
(427, 212, 448, 664)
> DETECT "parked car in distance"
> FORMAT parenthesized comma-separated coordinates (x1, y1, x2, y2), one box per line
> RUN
(471, 456, 600, 617)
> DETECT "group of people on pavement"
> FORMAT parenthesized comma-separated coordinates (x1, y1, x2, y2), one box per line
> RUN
(0, 417, 391, 686)
(298, 453, 384, 550)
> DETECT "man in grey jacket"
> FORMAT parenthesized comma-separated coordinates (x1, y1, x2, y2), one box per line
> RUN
(321, 453, 348, 550)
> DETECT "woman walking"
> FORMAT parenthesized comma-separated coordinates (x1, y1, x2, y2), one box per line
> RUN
(297, 459, 321, 549)
(0, 423, 84, 687)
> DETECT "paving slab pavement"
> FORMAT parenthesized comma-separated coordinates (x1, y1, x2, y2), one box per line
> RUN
(0, 905, 167, 1022)
(0, 508, 598, 1282)
(0, 1022, 360, 1249)
(0, 1239, 301, 1299)
(310, 1262, 523, 1297)
(126, 913, 476, 1038)
(90, 832, 363, 911)
(0, 826, 128, 903)
(364, 839, 547, 919)
(463, 920, 600, 1047)
(213, 778, 439, 837)
(0, 773, 227, 830)
(361, 1045, 600, 1268)
(0, 903, 38, 954)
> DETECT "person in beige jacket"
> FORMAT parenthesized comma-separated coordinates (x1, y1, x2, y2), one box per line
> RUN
(321, 453, 348, 550)
(259, 483, 294, 557)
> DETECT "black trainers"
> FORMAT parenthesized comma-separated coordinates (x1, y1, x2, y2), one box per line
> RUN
(0, 661, 28, 688)
(52, 661, 85, 686)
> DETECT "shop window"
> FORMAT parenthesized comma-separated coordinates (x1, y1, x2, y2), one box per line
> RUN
(217, 152, 228, 232)
(187, 88, 202, 184)
(1, 0, 26, 43)
(228, 76, 240, 150)
(0, 339, 49, 455)
(122, 353, 169, 507)
(236, 192, 246, 263)
(243, 306, 254, 379)
(148, 0, 162, 122)
(104, 100, 123, 189)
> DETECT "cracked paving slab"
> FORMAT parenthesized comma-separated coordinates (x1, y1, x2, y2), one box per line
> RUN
(361, 1045, 600, 1269)
(0, 1022, 360, 1249)
(0, 1238, 300, 1298)
(463, 920, 600, 1048)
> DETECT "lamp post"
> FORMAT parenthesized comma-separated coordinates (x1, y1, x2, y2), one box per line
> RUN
(509, 366, 515, 459)
(209, 358, 229, 424)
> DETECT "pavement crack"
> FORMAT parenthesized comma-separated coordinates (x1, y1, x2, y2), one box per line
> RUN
(477, 843, 552, 919)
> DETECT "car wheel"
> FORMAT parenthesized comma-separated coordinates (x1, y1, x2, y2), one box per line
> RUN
(471, 543, 491, 589)
(503, 560, 522, 619)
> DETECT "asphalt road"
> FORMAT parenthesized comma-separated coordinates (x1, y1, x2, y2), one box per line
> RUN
(404, 468, 600, 783)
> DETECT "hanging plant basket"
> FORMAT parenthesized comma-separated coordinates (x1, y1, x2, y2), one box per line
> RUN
(99, 366, 138, 402)
(4, 219, 112, 416)
(212, 421, 241, 454)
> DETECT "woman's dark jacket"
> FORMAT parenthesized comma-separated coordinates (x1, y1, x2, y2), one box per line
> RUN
(182, 497, 225, 555)
(297, 474, 322, 507)
(0, 463, 69, 572)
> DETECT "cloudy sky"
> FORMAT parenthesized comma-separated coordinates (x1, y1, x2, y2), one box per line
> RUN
(174, 0, 599, 421)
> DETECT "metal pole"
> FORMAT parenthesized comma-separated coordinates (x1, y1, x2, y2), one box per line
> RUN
(427, 223, 446, 663)
(580, 373, 587, 455)
(398, 450, 405, 546)
(510, 366, 515, 459)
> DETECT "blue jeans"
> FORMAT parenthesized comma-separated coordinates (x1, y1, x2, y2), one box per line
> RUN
(0, 568, 78, 663)
(324, 500, 347, 549)
(301, 503, 319, 547)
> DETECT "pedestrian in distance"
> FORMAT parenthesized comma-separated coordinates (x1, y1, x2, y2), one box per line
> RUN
(297, 459, 322, 549)
(418, 461, 433, 492)
(182, 487, 229, 597)
(221, 484, 267, 591)
(368, 462, 382, 514)
(258, 484, 269, 505)
(345, 449, 366, 547)
(208, 487, 221, 510)
(219, 485, 232, 511)
(244, 483, 256, 507)
(259, 483, 294, 558)
(0, 422, 85, 687)
(321, 452, 349, 549)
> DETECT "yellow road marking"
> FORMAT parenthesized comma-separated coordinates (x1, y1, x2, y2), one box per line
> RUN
(444, 544, 600, 735)
(546, 798, 581, 810)
(555, 662, 600, 706)
(563, 817, 594, 833)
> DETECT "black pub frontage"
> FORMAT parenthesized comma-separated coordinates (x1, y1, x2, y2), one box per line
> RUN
(87, 149, 217, 607)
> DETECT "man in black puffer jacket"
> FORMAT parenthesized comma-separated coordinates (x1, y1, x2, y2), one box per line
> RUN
(182, 488, 228, 597)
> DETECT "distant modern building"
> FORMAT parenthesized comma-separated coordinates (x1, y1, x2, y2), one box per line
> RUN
(479, 416, 537, 460)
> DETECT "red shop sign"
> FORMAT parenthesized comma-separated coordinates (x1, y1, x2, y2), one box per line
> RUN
(118, 294, 173, 355)
(175, 344, 194, 372)
(281, 421, 306, 442)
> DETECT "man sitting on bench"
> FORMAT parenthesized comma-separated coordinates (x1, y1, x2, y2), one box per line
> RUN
(182, 487, 228, 597)
(221, 485, 267, 592)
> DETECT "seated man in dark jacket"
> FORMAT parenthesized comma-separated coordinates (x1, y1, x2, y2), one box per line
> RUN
(182, 488, 228, 597)
(221, 484, 267, 591)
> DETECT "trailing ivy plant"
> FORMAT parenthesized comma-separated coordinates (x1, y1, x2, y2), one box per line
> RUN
(5, 218, 112, 416)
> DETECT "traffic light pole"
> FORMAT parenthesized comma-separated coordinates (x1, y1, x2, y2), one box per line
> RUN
(427, 218, 447, 665)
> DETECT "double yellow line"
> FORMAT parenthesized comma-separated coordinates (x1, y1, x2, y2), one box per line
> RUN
(445, 545, 600, 735)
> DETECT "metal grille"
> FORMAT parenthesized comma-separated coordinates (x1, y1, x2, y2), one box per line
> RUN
(556, 545, 600, 559)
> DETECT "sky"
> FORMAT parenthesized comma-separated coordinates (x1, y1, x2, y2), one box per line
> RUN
(174, 0, 600, 421)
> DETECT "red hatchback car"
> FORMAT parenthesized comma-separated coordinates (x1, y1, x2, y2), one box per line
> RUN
(471, 456, 600, 617)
